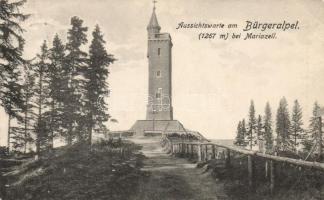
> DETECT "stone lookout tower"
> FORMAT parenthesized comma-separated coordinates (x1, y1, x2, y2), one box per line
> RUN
(129, 3, 203, 139)
(146, 4, 173, 120)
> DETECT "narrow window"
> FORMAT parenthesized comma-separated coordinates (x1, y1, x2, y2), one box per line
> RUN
(156, 70, 161, 77)
(156, 92, 161, 99)
(156, 88, 162, 99)
(158, 48, 161, 56)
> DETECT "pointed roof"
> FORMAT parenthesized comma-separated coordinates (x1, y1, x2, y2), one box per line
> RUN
(147, 7, 161, 31)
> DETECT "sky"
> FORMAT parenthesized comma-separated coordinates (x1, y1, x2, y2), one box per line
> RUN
(1, 0, 324, 145)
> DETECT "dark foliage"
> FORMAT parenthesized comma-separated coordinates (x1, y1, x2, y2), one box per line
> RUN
(84, 25, 115, 145)
(63, 16, 89, 145)
(0, 1, 29, 151)
(0, 146, 9, 157)
(246, 100, 257, 150)
(6, 140, 145, 200)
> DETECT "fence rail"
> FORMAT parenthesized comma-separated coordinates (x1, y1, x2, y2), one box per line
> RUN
(168, 141, 324, 170)
(162, 138, 324, 193)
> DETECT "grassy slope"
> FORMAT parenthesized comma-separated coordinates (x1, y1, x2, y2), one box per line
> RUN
(6, 140, 146, 200)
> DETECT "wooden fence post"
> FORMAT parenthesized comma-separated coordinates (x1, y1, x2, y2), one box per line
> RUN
(172, 144, 174, 154)
(270, 160, 275, 195)
(186, 144, 190, 157)
(179, 144, 181, 154)
(197, 144, 202, 162)
(248, 155, 255, 190)
(201, 145, 204, 161)
(181, 143, 184, 155)
(212, 145, 216, 159)
(202, 145, 206, 161)
(182, 143, 185, 155)
(191, 144, 194, 158)
(180, 143, 183, 155)
(225, 149, 231, 168)
(205, 145, 208, 161)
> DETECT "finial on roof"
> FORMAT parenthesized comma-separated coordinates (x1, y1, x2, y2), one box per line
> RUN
(147, 0, 161, 33)
(153, 0, 157, 10)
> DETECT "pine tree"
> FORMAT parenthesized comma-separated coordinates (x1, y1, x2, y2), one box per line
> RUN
(241, 119, 247, 147)
(0, 0, 29, 75)
(309, 102, 321, 138)
(256, 115, 264, 152)
(64, 16, 88, 145)
(0, 62, 24, 151)
(85, 25, 115, 145)
(0, 0, 28, 152)
(33, 41, 51, 156)
(46, 34, 66, 150)
(247, 100, 257, 150)
(276, 97, 291, 151)
(257, 115, 263, 139)
(10, 63, 35, 153)
(22, 64, 36, 153)
(264, 102, 273, 153)
(234, 121, 245, 146)
(290, 100, 304, 152)
(303, 102, 322, 154)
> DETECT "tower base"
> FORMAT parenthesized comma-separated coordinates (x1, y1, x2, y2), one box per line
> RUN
(109, 120, 206, 140)
(130, 120, 204, 139)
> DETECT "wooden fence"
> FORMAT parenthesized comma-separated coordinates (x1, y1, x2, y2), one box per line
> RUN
(162, 138, 324, 194)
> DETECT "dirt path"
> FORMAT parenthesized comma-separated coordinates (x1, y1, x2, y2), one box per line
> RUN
(130, 138, 229, 200)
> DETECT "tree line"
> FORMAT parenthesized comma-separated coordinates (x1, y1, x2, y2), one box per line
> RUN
(0, 0, 115, 157)
(234, 97, 322, 159)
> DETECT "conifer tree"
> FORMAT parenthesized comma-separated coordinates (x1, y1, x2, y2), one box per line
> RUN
(0, 0, 28, 151)
(85, 25, 115, 145)
(10, 63, 35, 153)
(234, 121, 245, 146)
(64, 16, 88, 145)
(256, 115, 264, 152)
(0, 0, 29, 76)
(264, 102, 273, 153)
(46, 34, 66, 149)
(276, 97, 291, 151)
(33, 41, 51, 156)
(290, 100, 304, 152)
(241, 119, 247, 147)
(0, 62, 24, 151)
(257, 115, 263, 139)
(246, 100, 257, 150)
(22, 64, 36, 153)
(303, 102, 322, 153)
(309, 102, 321, 139)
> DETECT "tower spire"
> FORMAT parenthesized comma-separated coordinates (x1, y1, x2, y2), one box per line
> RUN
(153, 0, 157, 10)
(147, 0, 161, 33)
